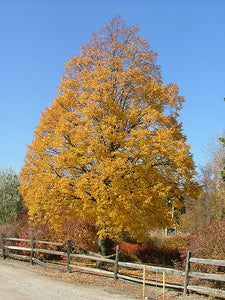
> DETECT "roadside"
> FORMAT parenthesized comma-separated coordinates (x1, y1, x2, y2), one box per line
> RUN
(0, 258, 138, 300)
(0, 258, 206, 299)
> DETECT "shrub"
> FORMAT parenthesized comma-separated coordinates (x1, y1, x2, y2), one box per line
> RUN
(188, 220, 225, 260)
(187, 220, 225, 289)
(17, 219, 97, 249)
(115, 241, 182, 267)
(164, 234, 195, 251)
(62, 220, 98, 252)
(0, 211, 28, 239)
(16, 218, 98, 260)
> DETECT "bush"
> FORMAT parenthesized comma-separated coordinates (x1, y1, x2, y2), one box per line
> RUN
(18, 219, 98, 249)
(62, 220, 98, 252)
(186, 220, 225, 289)
(0, 211, 28, 239)
(164, 234, 195, 251)
(188, 220, 225, 260)
(0, 212, 97, 259)
(15, 218, 98, 260)
(115, 241, 182, 267)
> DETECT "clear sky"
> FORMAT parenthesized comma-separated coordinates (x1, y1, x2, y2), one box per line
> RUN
(1, 0, 224, 174)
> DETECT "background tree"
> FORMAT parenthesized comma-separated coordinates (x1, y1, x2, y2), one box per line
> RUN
(180, 134, 225, 232)
(219, 135, 225, 180)
(0, 167, 22, 223)
(218, 97, 225, 179)
(19, 16, 199, 254)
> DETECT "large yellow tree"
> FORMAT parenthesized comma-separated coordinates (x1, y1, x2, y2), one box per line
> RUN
(19, 16, 199, 249)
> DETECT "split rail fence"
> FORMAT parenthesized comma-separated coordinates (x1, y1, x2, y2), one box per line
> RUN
(1, 235, 225, 298)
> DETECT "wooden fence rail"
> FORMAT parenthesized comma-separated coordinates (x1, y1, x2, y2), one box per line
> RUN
(1, 236, 225, 298)
(183, 251, 225, 298)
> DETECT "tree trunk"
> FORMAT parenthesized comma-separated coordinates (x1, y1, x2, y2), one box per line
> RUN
(96, 236, 113, 267)
(98, 237, 107, 256)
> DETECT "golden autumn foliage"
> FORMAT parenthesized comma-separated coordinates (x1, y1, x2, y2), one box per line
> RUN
(19, 16, 199, 241)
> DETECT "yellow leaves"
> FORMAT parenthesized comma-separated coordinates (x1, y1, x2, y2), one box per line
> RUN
(18, 15, 201, 242)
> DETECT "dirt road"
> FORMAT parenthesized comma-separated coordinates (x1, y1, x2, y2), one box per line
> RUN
(0, 259, 138, 300)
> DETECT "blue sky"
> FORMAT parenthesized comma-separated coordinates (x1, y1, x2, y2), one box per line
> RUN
(0, 0, 224, 174)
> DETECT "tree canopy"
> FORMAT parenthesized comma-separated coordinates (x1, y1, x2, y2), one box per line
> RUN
(0, 167, 22, 223)
(19, 16, 199, 241)
(219, 135, 225, 180)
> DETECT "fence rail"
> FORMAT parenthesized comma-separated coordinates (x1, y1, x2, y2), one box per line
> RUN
(184, 251, 225, 298)
(1, 236, 225, 298)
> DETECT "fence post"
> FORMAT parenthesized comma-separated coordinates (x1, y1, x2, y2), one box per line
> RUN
(143, 265, 146, 299)
(184, 251, 191, 296)
(67, 240, 72, 273)
(1, 234, 6, 259)
(163, 272, 166, 300)
(114, 244, 120, 280)
(30, 236, 36, 265)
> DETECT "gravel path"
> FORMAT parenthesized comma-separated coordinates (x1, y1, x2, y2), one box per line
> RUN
(0, 259, 137, 300)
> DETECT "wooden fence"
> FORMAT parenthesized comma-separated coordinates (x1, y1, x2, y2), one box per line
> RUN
(0, 235, 121, 279)
(184, 251, 225, 298)
(1, 235, 225, 298)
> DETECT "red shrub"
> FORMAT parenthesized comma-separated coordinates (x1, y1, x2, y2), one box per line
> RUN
(115, 241, 182, 266)
(17, 219, 98, 253)
(1, 212, 98, 259)
(62, 220, 98, 252)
